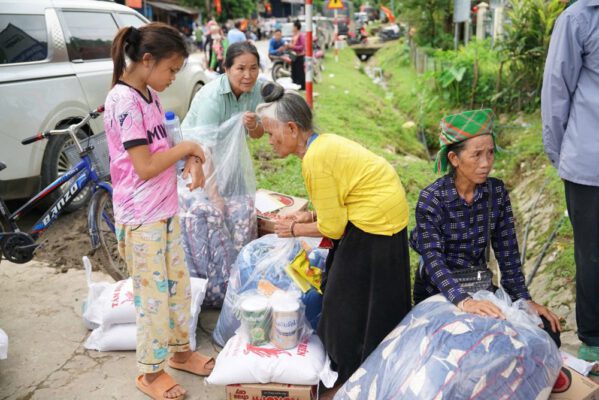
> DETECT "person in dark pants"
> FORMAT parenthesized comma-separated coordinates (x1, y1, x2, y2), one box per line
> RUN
(257, 82, 412, 399)
(410, 109, 561, 347)
(541, 0, 599, 362)
(288, 20, 305, 90)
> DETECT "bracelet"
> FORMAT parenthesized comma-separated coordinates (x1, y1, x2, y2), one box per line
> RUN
(290, 221, 297, 237)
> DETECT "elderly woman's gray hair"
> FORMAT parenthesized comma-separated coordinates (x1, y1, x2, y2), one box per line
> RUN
(256, 82, 313, 132)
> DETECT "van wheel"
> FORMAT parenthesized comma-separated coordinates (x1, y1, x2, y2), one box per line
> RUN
(190, 82, 203, 105)
(40, 127, 92, 212)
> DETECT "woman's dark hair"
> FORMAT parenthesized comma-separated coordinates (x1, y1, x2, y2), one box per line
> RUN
(261, 82, 313, 132)
(224, 41, 260, 69)
(111, 22, 189, 87)
(293, 20, 302, 30)
(446, 140, 468, 176)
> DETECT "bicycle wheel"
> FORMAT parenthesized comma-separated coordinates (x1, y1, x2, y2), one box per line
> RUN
(92, 190, 128, 281)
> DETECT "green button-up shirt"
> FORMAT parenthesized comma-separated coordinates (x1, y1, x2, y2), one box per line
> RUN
(182, 74, 265, 129)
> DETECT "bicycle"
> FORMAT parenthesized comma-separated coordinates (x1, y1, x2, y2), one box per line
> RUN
(0, 106, 126, 281)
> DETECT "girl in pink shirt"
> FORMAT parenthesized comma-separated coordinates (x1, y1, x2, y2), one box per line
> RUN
(104, 22, 213, 400)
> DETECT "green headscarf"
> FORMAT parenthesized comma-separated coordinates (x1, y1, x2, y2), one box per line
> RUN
(434, 109, 497, 173)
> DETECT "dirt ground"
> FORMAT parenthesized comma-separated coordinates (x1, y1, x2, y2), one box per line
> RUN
(0, 260, 225, 400)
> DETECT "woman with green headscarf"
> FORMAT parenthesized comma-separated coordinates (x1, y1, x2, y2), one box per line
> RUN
(409, 109, 561, 345)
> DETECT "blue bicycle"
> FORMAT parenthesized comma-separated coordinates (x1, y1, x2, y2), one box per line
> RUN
(0, 106, 126, 280)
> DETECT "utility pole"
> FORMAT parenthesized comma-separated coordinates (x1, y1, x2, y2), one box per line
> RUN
(306, 0, 314, 107)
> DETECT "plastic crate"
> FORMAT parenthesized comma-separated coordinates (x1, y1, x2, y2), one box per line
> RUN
(64, 132, 110, 180)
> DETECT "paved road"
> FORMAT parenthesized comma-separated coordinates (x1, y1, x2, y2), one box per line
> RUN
(0, 261, 225, 400)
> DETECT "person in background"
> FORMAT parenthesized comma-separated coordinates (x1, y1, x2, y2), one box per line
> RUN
(227, 21, 246, 45)
(410, 109, 561, 346)
(104, 22, 214, 400)
(268, 29, 285, 59)
(260, 82, 412, 399)
(541, 0, 599, 363)
(288, 20, 306, 90)
(207, 23, 228, 74)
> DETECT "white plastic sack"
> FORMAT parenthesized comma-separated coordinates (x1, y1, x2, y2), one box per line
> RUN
(0, 328, 8, 360)
(82, 257, 208, 330)
(84, 284, 205, 352)
(206, 333, 337, 387)
(82, 256, 111, 330)
(85, 324, 137, 352)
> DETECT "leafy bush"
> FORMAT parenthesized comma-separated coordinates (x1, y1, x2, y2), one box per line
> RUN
(432, 40, 500, 108)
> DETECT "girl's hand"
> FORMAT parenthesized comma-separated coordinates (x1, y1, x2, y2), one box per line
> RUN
(528, 300, 562, 333)
(182, 156, 205, 191)
(182, 141, 205, 163)
(243, 112, 260, 131)
(459, 298, 506, 320)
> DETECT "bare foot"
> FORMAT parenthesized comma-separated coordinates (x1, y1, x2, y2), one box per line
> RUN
(144, 371, 186, 399)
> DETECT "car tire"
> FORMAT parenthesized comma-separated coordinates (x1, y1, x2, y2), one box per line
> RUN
(39, 127, 92, 212)
(190, 82, 203, 105)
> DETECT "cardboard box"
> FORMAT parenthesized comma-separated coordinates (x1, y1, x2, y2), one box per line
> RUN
(255, 189, 309, 236)
(226, 383, 317, 400)
(550, 366, 599, 400)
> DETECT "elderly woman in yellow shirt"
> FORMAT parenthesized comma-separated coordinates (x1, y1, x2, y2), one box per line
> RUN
(256, 82, 412, 396)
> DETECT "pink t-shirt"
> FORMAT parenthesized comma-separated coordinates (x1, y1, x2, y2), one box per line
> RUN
(104, 82, 178, 226)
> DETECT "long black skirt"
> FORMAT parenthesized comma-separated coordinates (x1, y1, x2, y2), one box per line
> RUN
(317, 223, 412, 384)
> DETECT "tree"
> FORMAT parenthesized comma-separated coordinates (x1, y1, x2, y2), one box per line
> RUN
(181, 0, 257, 21)
(397, 0, 453, 49)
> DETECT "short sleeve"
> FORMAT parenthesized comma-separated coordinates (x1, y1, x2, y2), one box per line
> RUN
(182, 86, 223, 128)
(113, 91, 148, 150)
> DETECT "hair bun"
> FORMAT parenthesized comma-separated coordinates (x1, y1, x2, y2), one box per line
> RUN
(261, 82, 285, 103)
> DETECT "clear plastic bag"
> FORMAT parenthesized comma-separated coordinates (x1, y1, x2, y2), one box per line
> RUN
(473, 288, 543, 328)
(178, 113, 257, 307)
(213, 234, 325, 347)
(335, 293, 562, 400)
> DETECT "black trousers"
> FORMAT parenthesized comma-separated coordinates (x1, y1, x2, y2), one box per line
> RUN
(317, 224, 412, 384)
(291, 55, 305, 90)
(565, 180, 599, 346)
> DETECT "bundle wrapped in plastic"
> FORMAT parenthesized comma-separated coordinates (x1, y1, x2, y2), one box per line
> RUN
(335, 290, 562, 400)
(213, 234, 326, 347)
(178, 113, 257, 308)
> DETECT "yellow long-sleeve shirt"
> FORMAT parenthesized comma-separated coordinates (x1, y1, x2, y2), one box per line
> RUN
(302, 134, 409, 239)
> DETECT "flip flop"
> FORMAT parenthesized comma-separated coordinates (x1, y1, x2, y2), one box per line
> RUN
(168, 352, 215, 376)
(136, 372, 185, 400)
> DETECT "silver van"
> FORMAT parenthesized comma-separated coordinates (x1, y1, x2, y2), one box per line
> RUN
(0, 0, 210, 209)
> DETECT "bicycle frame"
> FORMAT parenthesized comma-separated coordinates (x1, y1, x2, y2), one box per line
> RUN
(5, 153, 111, 240)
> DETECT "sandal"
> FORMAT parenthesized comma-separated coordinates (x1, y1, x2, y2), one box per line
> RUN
(136, 372, 185, 400)
(168, 352, 215, 376)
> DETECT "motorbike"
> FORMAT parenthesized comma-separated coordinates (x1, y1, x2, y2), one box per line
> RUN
(270, 44, 325, 84)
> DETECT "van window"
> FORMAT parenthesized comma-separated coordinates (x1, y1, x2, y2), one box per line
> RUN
(62, 11, 118, 61)
(0, 15, 48, 64)
(117, 13, 147, 29)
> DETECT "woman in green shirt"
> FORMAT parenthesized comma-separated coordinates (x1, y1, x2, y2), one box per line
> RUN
(256, 82, 412, 398)
(182, 41, 265, 135)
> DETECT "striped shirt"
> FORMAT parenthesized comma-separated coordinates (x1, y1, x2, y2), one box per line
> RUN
(409, 175, 531, 305)
(302, 134, 409, 239)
